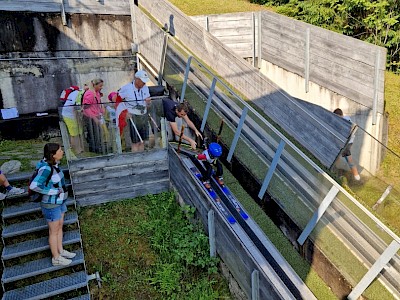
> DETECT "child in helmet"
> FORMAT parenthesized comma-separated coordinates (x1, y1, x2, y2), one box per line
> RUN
(195, 142, 224, 189)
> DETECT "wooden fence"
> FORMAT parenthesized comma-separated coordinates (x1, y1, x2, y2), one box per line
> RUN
(259, 11, 386, 115)
(191, 13, 258, 59)
(69, 149, 169, 206)
(191, 11, 386, 116)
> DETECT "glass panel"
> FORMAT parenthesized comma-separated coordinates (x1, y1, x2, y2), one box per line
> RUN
(59, 98, 166, 160)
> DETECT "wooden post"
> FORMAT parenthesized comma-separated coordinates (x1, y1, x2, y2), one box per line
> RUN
(208, 210, 216, 257)
(251, 270, 259, 300)
(257, 11, 262, 68)
(372, 51, 380, 125)
(252, 13, 256, 68)
(304, 28, 310, 93)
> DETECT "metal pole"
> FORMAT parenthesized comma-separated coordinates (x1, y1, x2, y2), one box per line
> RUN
(158, 34, 169, 86)
(258, 139, 286, 199)
(348, 240, 400, 300)
(200, 78, 217, 132)
(297, 185, 339, 245)
(227, 107, 248, 162)
(180, 56, 193, 102)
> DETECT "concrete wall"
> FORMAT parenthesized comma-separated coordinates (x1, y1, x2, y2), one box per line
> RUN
(0, 11, 134, 114)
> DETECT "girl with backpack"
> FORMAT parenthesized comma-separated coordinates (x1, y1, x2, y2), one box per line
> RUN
(29, 143, 76, 266)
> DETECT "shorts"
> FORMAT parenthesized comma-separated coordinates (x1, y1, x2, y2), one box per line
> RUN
(41, 202, 67, 222)
(129, 114, 149, 143)
(64, 117, 83, 137)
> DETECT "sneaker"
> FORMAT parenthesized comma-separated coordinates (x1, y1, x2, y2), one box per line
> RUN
(0, 193, 6, 201)
(216, 176, 224, 186)
(60, 249, 76, 259)
(6, 187, 25, 197)
(203, 181, 211, 189)
(52, 255, 72, 266)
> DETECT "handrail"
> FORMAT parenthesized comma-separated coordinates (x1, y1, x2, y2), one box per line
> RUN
(183, 54, 400, 246)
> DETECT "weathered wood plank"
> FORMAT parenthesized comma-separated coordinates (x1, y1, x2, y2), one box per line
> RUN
(77, 179, 170, 206)
(261, 10, 386, 64)
(68, 149, 168, 172)
(71, 159, 168, 184)
(74, 170, 169, 196)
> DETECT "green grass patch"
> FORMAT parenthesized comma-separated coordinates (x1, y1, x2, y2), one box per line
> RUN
(169, 0, 269, 16)
(79, 192, 231, 299)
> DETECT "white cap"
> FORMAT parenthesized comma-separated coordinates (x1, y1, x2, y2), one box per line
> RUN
(135, 70, 150, 83)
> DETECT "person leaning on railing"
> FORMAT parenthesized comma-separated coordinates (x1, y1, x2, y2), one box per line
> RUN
(117, 70, 151, 153)
(82, 78, 106, 154)
(162, 98, 203, 150)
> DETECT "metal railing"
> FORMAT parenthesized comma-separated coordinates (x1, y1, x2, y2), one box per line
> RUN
(59, 98, 167, 160)
(163, 42, 400, 299)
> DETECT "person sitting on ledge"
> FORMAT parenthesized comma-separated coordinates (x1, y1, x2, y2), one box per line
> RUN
(0, 170, 25, 200)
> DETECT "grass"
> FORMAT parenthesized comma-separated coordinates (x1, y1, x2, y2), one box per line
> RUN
(79, 192, 232, 299)
(168, 0, 270, 15)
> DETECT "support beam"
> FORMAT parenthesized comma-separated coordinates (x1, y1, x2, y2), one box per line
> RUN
(348, 240, 400, 300)
(258, 139, 285, 199)
(227, 107, 248, 162)
(297, 185, 339, 245)
(208, 210, 216, 257)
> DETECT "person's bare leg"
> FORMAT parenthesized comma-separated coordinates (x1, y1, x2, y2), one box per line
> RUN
(57, 214, 65, 254)
(131, 142, 144, 152)
(0, 173, 10, 188)
(346, 155, 360, 180)
(48, 221, 61, 259)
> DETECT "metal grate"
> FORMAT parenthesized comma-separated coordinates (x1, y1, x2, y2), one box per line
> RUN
(2, 249, 84, 284)
(2, 271, 88, 300)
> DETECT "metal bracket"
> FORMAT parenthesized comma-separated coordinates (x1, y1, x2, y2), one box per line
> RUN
(87, 271, 102, 288)
(60, 0, 67, 26)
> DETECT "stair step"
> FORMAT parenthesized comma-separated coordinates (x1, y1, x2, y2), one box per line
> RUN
(69, 294, 91, 300)
(2, 211, 78, 238)
(2, 271, 88, 300)
(2, 249, 84, 284)
(2, 229, 81, 260)
(2, 198, 75, 219)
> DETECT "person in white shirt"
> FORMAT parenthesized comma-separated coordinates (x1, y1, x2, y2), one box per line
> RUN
(61, 84, 88, 155)
(117, 70, 151, 152)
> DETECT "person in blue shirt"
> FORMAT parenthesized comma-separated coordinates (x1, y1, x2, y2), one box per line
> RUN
(30, 143, 76, 266)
